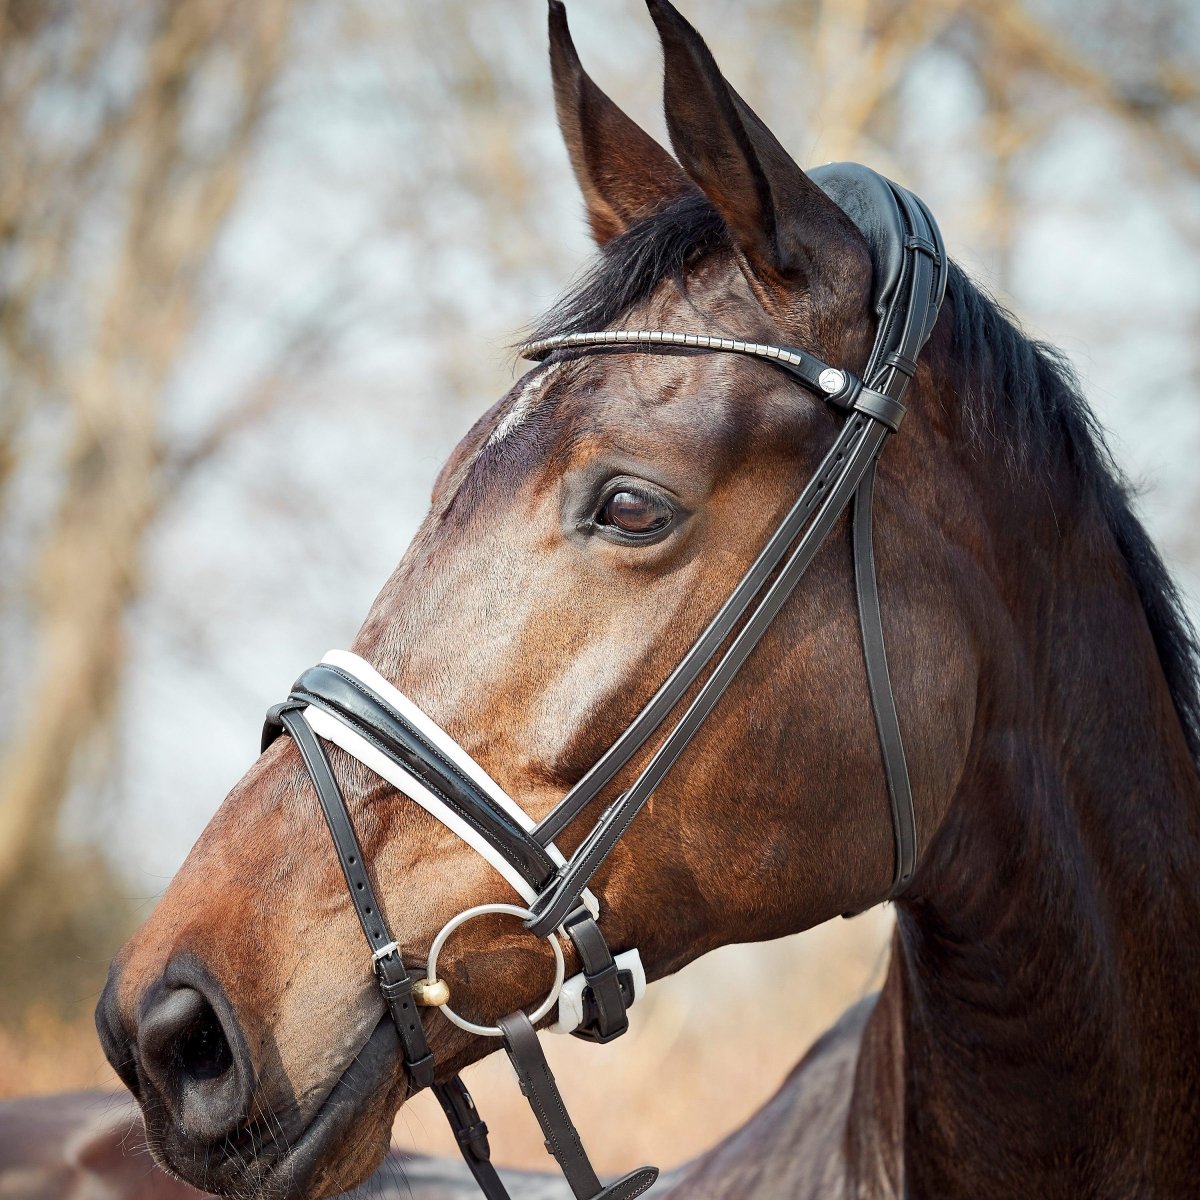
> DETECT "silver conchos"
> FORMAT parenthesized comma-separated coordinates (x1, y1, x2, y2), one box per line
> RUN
(819, 368, 846, 395)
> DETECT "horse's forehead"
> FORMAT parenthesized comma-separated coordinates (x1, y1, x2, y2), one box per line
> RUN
(485, 361, 568, 451)
(485, 347, 735, 455)
(477, 253, 769, 455)
(438, 305, 774, 534)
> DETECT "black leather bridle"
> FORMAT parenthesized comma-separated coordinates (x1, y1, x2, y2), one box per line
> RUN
(260, 164, 947, 1200)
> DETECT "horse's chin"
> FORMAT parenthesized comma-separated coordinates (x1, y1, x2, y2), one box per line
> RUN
(265, 1016, 405, 1199)
(147, 1016, 404, 1200)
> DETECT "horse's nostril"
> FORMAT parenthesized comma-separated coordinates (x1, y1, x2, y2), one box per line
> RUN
(136, 975, 252, 1141)
(177, 997, 234, 1082)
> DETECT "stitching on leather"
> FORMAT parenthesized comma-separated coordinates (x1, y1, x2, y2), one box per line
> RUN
(526, 1054, 578, 1173)
(296, 691, 545, 884)
(301, 672, 554, 869)
(319, 667, 558, 878)
(624, 1170, 658, 1199)
(325, 668, 509, 817)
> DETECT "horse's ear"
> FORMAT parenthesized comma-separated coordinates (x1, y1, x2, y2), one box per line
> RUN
(550, 0, 697, 246)
(647, 0, 870, 313)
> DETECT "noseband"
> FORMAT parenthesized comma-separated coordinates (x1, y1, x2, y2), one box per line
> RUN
(260, 165, 947, 1200)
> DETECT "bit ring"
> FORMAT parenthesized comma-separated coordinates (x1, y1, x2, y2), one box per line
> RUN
(423, 902, 566, 1038)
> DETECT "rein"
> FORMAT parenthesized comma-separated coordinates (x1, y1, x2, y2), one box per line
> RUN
(260, 165, 947, 1200)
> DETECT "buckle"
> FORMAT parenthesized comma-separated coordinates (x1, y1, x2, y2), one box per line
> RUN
(371, 940, 401, 965)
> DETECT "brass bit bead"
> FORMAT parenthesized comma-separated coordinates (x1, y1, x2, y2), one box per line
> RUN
(413, 977, 451, 1007)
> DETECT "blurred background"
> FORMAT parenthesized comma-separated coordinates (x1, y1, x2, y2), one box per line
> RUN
(1, 0, 1198, 1178)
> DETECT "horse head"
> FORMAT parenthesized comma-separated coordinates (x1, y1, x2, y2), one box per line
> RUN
(97, 3, 979, 1196)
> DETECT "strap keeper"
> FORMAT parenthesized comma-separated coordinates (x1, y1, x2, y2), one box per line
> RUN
(852, 388, 906, 432)
(905, 233, 940, 262)
(578, 973, 632, 1044)
(454, 1117, 492, 1162)
(882, 351, 918, 377)
(378, 976, 414, 1004)
(406, 1048, 435, 1090)
(585, 958, 619, 990)
(375, 955, 415, 1002)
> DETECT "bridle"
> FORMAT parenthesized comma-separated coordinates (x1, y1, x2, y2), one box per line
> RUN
(260, 164, 947, 1200)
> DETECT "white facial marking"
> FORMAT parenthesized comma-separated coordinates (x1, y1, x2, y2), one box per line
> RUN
(487, 362, 565, 449)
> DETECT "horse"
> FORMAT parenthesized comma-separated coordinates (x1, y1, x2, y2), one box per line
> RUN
(92, 1, 1200, 1198)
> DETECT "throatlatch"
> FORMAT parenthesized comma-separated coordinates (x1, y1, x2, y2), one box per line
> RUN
(261, 164, 946, 1199)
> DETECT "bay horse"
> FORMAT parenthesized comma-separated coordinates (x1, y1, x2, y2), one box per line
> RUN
(94, 2, 1200, 1198)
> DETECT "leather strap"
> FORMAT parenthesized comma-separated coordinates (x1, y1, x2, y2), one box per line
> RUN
(498, 1011, 658, 1200)
(854, 462, 916, 893)
(434, 1077, 510, 1200)
(838, 179, 942, 898)
(563, 909, 630, 1043)
(527, 416, 886, 935)
(263, 705, 434, 1090)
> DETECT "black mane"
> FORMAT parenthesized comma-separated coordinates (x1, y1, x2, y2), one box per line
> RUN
(532, 195, 1200, 763)
(944, 262, 1200, 762)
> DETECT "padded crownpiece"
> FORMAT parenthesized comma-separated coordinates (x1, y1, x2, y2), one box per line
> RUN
(810, 161, 947, 394)
(809, 162, 908, 326)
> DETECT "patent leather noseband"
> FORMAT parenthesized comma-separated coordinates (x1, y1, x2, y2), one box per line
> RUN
(260, 164, 948, 1200)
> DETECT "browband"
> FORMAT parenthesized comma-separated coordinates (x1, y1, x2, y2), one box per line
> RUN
(521, 329, 907, 431)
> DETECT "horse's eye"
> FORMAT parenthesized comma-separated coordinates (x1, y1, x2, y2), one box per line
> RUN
(599, 489, 672, 537)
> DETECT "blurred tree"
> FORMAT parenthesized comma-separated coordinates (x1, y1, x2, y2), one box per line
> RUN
(0, 0, 295, 1012)
(0, 7, 1196, 1138)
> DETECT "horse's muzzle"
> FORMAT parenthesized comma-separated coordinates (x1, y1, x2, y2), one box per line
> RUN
(96, 953, 254, 1149)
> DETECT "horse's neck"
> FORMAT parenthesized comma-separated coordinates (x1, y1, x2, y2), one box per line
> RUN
(851, 481, 1200, 1198)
